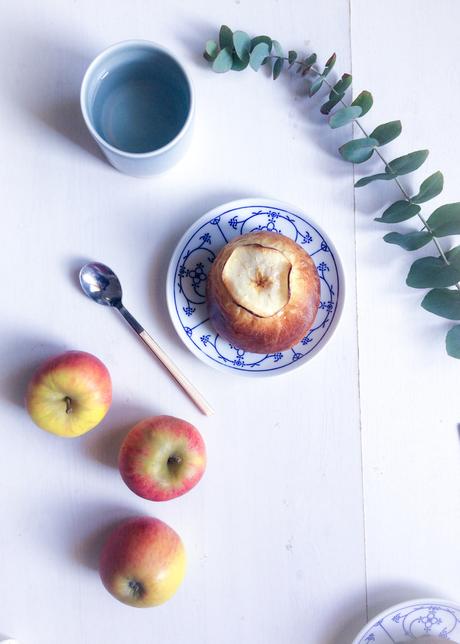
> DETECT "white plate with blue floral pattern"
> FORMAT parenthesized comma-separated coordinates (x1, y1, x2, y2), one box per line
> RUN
(352, 598, 460, 643)
(166, 198, 344, 376)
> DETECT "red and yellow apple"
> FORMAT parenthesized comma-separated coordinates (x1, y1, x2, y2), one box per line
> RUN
(119, 415, 206, 501)
(26, 350, 112, 437)
(99, 516, 186, 607)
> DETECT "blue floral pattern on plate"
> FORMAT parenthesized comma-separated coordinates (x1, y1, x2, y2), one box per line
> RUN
(353, 599, 460, 643)
(166, 199, 344, 376)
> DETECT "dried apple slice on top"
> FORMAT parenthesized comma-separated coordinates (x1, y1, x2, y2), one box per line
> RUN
(207, 231, 320, 354)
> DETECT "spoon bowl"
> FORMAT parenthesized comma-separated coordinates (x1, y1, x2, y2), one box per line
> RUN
(79, 262, 123, 307)
(78, 261, 213, 415)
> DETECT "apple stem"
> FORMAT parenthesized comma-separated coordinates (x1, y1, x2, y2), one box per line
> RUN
(64, 396, 72, 415)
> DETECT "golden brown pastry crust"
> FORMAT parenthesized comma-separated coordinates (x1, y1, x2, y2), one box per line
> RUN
(207, 231, 320, 353)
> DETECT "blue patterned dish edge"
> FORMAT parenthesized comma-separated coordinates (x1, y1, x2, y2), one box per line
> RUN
(166, 198, 345, 377)
(352, 598, 460, 643)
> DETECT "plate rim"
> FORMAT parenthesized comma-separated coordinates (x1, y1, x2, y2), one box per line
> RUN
(351, 597, 460, 643)
(166, 197, 345, 377)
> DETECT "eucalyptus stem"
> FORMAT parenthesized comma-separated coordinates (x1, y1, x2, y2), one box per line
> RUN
(205, 27, 460, 356)
(275, 56, 460, 290)
(308, 64, 460, 290)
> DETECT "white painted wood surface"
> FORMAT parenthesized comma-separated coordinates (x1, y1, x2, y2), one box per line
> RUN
(0, 1, 456, 643)
(352, 0, 460, 618)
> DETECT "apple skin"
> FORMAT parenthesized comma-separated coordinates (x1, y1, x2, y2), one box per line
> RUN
(99, 516, 186, 607)
(119, 415, 206, 502)
(26, 350, 112, 437)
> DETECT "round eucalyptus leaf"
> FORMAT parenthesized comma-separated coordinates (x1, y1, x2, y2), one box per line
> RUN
(446, 324, 460, 358)
(322, 52, 336, 76)
(412, 171, 444, 204)
(370, 120, 402, 146)
(272, 40, 283, 58)
(406, 256, 460, 288)
(231, 52, 249, 71)
(250, 35, 272, 51)
(351, 91, 373, 116)
(212, 47, 233, 73)
(249, 42, 270, 71)
(446, 245, 460, 265)
(339, 137, 378, 163)
(427, 203, 460, 237)
(386, 149, 429, 177)
(421, 288, 460, 320)
(375, 200, 421, 223)
(301, 53, 317, 76)
(309, 76, 324, 96)
(273, 57, 284, 80)
(329, 106, 362, 129)
(383, 230, 432, 251)
(233, 31, 250, 60)
(331, 73, 352, 96)
(288, 50, 297, 65)
(204, 40, 219, 62)
(355, 172, 395, 188)
(320, 92, 345, 115)
(219, 25, 233, 50)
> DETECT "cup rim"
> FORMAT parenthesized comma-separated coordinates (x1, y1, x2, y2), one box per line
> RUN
(80, 39, 195, 159)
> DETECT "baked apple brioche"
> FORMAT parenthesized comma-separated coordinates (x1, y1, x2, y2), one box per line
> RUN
(207, 231, 320, 353)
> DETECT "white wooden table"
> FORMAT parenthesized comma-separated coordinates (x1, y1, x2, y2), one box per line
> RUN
(1, 1, 459, 643)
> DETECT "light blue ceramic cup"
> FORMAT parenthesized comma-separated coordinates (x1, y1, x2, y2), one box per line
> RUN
(80, 40, 194, 177)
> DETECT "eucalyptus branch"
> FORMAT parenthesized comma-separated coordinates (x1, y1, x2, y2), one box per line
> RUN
(312, 67, 459, 286)
(204, 26, 460, 357)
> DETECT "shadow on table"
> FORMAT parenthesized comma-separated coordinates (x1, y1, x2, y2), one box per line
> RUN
(65, 255, 94, 297)
(70, 501, 140, 571)
(177, 16, 219, 67)
(323, 588, 368, 644)
(3, 24, 105, 166)
(81, 399, 153, 469)
(325, 580, 442, 644)
(0, 335, 67, 409)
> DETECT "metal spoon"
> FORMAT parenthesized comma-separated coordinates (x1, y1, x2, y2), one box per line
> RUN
(79, 262, 213, 416)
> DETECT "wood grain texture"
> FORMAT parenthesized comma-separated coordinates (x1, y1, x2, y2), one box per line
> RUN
(0, 1, 365, 643)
